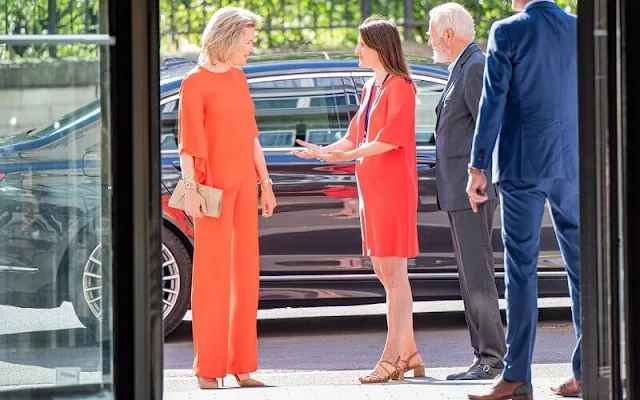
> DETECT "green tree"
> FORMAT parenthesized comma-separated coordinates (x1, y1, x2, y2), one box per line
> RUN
(0, 0, 578, 60)
(412, 0, 577, 43)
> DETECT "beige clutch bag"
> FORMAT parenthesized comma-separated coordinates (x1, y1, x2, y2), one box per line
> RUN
(168, 179, 223, 218)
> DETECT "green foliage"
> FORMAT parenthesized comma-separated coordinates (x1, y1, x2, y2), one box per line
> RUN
(411, 0, 577, 43)
(0, 0, 100, 59)
(0, 0, 578, 60)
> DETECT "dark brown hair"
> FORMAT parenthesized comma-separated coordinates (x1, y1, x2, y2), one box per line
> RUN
(358, 16, 414, 87)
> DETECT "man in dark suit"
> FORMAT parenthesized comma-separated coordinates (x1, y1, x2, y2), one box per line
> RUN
(429, 2, 506, 381)
(466, 1, 581, 398)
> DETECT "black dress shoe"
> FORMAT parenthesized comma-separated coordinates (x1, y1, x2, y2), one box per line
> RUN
(456, 364, 503, 380)
(446, 359, 480, 380)
(447, 370, 469, 380)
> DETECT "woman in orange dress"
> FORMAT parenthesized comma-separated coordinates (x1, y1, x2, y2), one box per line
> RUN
(293, 16, 423, 384)
(177, 6, 277, 390)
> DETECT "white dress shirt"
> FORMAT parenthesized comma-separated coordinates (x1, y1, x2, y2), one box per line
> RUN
(448, 43, 474, 73)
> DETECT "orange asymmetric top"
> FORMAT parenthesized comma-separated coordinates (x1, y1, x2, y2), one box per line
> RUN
(177, 66, 259, 188)
(346, 75, 419, 258)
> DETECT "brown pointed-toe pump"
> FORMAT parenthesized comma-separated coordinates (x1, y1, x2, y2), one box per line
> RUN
(233, 374, 265, 388)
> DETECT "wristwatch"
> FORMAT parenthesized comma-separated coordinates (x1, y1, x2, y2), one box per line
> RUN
(260, 178, 273, 186)
(467, 163, 484, 175)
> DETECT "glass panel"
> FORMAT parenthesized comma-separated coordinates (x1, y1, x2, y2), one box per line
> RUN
(0, 4, 114, 396)
(249, 77, 349, 147)
(343, 77, 360, 106)
(415, 79, 443, 146)
(161, 98, 179, 151)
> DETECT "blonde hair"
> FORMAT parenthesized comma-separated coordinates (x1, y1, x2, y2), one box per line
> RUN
(199, 6, 263, 64)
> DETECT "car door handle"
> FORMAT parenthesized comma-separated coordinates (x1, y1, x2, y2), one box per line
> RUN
(172, 160, 181, 171)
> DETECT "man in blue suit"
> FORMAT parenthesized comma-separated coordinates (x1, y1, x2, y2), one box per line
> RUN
(465, 1, 581, 399)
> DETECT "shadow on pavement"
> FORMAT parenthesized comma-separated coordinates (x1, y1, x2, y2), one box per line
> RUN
(0, 328, 105, 372)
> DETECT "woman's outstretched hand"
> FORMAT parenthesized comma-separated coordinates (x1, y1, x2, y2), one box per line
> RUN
(290, 139, 326, 159)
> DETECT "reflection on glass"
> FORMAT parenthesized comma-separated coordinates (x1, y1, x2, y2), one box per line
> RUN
(250, 77, 348, 147)
(415, 80, 442, 146)
(0, 40, 113, 397)
(306, 129, 345, 146)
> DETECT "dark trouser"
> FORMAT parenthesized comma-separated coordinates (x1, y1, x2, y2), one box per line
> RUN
(498, 178, 581, 383)
(448, 199, 506, 369)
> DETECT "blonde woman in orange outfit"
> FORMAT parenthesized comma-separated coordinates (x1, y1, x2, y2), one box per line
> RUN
(293, 16, 424, 384)
(177, 6, 277, 390)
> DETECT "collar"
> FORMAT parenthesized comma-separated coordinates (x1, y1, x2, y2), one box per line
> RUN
(525, 0, 555, 10)
(448, 42, 474, 72)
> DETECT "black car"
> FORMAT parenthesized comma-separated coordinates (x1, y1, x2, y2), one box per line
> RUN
(0, 53, 568, 337)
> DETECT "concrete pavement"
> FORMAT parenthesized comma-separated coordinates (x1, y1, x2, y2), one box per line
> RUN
(164, 365, 574, 399)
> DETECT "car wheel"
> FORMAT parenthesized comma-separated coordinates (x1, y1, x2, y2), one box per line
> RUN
(63, 226, 102, 341)
(67, 226, 192, 337)
(161, 226, 192, 336)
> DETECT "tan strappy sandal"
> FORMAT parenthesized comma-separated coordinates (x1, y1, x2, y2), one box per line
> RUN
(359, 358, 400, 384)
(393, 351, 426, 381)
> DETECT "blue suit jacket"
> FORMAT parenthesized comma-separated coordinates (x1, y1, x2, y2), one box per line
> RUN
(470, 1, 578, 182)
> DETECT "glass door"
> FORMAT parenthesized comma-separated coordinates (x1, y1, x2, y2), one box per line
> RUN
(0, 0, 162, 397)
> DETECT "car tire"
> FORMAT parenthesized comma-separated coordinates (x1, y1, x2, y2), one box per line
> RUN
(65, 224, 192, 339)
(161, 226, 192, 336)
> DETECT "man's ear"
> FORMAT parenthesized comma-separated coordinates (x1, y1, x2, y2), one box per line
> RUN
(445, 27, 454, 40)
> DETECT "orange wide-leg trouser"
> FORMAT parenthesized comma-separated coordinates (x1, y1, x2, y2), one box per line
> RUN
(191, 176, 260, 379)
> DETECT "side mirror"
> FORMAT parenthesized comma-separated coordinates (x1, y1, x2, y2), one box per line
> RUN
(82, 151, 100, 177)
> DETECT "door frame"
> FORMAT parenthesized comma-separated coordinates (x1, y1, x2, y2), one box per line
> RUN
(108, 0, 163, 398)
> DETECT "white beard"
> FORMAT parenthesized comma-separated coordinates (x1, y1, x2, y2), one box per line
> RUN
(432, 50, 450, 64)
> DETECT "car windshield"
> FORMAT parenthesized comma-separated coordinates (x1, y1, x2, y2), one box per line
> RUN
(0, 99, 100, 147)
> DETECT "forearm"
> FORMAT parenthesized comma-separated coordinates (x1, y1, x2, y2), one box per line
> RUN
(347, 140, 397, 159)
(179, 153, 196, 178)
(253, 137, 270, 181)
(323, 138, 356, 152)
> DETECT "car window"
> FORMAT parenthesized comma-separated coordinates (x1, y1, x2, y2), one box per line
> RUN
(350, 76, 444, 147)
(415, 79, 444, 146)
(343, 76, 360, 106)
(249, 76, 350, 147)
(160, 99, 179, 151)
(353, 76, 367, 95)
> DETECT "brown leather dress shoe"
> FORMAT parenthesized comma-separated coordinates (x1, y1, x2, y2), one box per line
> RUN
(467, 378, 533, 400)
(551, 377, 582, 397)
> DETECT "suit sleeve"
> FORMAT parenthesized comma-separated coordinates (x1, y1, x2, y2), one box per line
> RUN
(464, 61, 485, 123)
(470, 23, 512, 170)
(374, 80, 416, 148)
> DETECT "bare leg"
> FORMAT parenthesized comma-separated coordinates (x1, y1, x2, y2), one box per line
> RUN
(398, 289, 424, 370)
(361, 256, 413, 383)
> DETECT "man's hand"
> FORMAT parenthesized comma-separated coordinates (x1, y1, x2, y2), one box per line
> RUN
(466, 168, 488, 213)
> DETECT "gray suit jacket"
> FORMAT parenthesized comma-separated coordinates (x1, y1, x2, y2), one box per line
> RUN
(435, 43, 498, 212)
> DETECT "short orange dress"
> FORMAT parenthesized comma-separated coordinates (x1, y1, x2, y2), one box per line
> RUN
(345, 75, 419, 258)
(178, 66, 261, 379)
